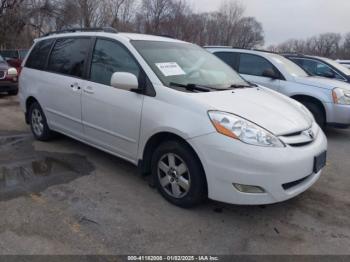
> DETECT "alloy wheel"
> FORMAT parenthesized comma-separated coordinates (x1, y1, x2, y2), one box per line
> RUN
(31, 108, 44, 137)
(157, 153, 191, 198)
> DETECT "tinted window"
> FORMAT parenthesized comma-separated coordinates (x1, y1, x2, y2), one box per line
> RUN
(90, 39, 140, 86)
(48, 38, 91, 78)
(26, 40, 54, 70)
(290, 58, 304, 68)
(297, 58, 344, 80)
(239, 53, 277, 77)
(214, 52, 239, 70)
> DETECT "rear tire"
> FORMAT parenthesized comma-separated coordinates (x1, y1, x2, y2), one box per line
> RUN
(151, 140, 207, 208)
(302, 101, 326, 129)
(28, 102, 54, 141)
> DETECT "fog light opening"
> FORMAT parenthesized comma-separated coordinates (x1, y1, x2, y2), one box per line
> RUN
(233, 183, 265, 194)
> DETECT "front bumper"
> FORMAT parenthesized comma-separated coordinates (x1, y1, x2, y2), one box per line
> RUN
(324, 102, 350, 126)
(188, 127, 327, 205)
(0, 81, 18, 92)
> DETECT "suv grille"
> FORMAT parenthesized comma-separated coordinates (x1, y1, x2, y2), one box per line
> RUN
(0, 70, 5, 79)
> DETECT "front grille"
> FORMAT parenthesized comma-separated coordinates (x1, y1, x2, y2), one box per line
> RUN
(279, 125, 317, 147)
(282, 175, 311, 190)
(0, 71, 5, 79)
(288, 141, 313, 147)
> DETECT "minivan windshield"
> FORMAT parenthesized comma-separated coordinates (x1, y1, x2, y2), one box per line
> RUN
(131, 40, 249, 90)
(270, 54, 309, 77)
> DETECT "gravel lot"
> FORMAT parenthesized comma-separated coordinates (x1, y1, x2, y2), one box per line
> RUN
(0, 94, 349, 255)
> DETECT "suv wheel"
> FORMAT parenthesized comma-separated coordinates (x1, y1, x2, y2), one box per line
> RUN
(151, 140, 207, 208)
(29, 102, 54, 141)
(302, 101, 326, 128)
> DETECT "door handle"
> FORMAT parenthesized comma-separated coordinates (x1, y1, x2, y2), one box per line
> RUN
(83, 86, 94, 94)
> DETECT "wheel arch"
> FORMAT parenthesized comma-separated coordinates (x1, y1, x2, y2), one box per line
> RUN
(291, 94, 327, 121)
(139, 132, 208, 193)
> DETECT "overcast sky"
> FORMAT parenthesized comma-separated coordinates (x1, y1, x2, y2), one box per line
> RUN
(188, 0, 350, 46)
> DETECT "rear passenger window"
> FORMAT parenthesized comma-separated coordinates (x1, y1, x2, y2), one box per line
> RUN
(214, 52, 239, 70)
(90, 39, 140, 86)
(48, 38, 91, 78)
(26, 39, 54, 70)
(239, 53, 276, 77)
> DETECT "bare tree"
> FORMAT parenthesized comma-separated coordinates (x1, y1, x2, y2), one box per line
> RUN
(141, 0, 172, 34)
(218, 0, 245, 45)
(271, 33, 343, 58)
(0, 0, 266, 51)
(232, 17, 264, 48)
(341, 33, 350, 59)
(107, 0, 136, 31)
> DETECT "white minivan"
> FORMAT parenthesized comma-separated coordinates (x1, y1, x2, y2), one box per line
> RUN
(19, 29, 327, 207)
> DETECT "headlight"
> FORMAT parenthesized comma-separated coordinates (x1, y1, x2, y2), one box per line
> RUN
(208, 111, 285, 147)
(332, 88, 350, 105)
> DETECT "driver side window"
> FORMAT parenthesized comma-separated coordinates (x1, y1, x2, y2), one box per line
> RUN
(90, 39, 140, 86)
(239, 53, 278, 77)
(303, 59, 344, 80)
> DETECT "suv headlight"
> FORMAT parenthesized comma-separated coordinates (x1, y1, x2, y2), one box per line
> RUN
(333, 88, 350, 105)
(208, 111, 285, 147)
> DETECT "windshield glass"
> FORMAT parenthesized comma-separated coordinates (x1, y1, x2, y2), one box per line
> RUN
(270, 54, 308, 77)
(321, 57, 350, 76)
(131, 40, 248, 89)
(0, 55, 4, 63)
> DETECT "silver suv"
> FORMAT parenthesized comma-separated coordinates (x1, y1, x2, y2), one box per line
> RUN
(207, 47, 350, 128)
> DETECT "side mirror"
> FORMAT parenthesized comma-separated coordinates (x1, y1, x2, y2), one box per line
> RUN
(7, 67, 18, 77)
(262, 69, 279, 79)
(111, 72, 139, 91)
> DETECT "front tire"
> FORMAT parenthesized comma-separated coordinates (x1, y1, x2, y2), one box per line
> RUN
(151, 140, 207, 208)
(28, 102, 54, 141)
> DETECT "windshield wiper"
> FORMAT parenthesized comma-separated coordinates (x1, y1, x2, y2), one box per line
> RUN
(230, 84, 253, 89)
(169, 82, 212, 92)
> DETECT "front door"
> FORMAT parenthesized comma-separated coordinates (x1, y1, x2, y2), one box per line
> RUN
(82, 38, 144, 162)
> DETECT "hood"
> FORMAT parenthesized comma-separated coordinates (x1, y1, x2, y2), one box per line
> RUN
(193, 87, 312, 136)
(294, 76, 350, 91)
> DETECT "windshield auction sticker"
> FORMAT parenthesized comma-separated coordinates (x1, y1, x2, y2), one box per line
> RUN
(155, 62, 186, 76)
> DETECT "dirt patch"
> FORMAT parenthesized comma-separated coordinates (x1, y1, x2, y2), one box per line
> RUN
(0, 133, 94, 201)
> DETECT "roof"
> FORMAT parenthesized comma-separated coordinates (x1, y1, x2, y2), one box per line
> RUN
(36, 31, 185, 44)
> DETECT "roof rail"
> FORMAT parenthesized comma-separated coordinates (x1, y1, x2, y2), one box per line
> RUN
(43, 27, 118, 37)
(251, 48, 276, 54)
(203, 45, 232, 49)
(157, 34, 175, 39)
(230, 47, 277, 54)
(280, 52, 305, 57)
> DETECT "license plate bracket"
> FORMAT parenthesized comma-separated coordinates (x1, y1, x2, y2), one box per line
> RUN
(314, 151, 327, 173)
